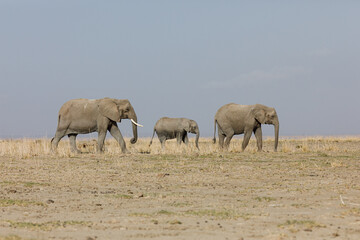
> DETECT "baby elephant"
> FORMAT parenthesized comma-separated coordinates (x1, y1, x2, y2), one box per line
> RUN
(149, 117, 200, 149)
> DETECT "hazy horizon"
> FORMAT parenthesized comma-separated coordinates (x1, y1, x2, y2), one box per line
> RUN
(1, 1, 359, 139)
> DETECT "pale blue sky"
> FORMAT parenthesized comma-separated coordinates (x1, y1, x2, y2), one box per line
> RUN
(0, 1, 359, 138)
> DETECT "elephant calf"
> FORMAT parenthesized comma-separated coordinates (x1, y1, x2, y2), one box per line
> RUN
(51, 98, 143, 153)
(213, 103, 279, 152)
(149, 117, 200, 149)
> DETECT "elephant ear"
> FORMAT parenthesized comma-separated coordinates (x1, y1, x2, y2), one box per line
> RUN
(121, 101, 131, 114)
(98, 98, 121, 122)
(252, 107, 266, 124)
(183, 121, 191, 132)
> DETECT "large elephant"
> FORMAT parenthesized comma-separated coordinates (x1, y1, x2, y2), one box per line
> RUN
(213, 103, 279, 152)
(149, 117, 200, 149)
(51, 98, 143, 153)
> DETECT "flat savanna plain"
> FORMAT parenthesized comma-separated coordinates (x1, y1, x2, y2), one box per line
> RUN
(0, 137, 360, 240)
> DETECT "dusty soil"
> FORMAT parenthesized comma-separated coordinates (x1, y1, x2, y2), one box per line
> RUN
(1, 139, 360, 239)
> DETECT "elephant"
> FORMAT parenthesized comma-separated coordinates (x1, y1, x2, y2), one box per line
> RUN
(51, 98, 143, 153)
(149, 117, 200, 149)
(213, 103, 279, 152)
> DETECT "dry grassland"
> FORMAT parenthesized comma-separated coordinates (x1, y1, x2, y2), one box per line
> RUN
(0, 137, 360, 239)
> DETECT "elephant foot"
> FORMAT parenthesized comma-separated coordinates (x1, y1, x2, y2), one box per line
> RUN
(95, 148, 105, 154)
(122, 148, 130, 154)
(71, 149, 82, 154)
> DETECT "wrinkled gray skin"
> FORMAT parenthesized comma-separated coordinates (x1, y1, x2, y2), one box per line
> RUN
(51, 98, 139, 153)
(213, 103, 279, 152)
(149, 117, 200, 150)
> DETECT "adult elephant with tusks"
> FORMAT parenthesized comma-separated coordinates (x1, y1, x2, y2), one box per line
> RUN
(51, 98, 143, 153)
(213, 103, 279, 152)
(149, 117, 200, 150)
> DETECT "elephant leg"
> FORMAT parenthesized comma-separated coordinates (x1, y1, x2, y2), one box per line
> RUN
(68, 134, 81, 153)
(97, 130, 107, 153)
(218, 129, 226, 148)
(183, 132, 189, 145)
(224, 131, 234, 150)
(108, 123, 129, 154)
(51, 130, 67, 151)
(159, 136, 166, 149)
(254, 127, 263, 152)
(176, 132, 182, 145)
(242, 129, 253, 151)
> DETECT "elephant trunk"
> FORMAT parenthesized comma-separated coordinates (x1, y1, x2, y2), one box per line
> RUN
(130, 113, 138, 144)
(274, 120, 279, 152)
(195, 130, 200, 150)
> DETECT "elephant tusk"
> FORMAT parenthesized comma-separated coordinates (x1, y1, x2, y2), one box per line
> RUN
(131, 119, 143, 127)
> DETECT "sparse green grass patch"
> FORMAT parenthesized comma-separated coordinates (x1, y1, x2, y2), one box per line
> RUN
(0, 199, 45, 207)
(291, 203, 311, 208)
(184, 209, 250, 220)
(278, 219, 326, 229)
(157, 210, 175, 215)
(130, 209, 247, 220)
(129, 209, 175, 217)
(0, 181, 50, 188)
(6, 220, 92, 231)
(168, 202, 192, 207)
(255, 196, 276, 202)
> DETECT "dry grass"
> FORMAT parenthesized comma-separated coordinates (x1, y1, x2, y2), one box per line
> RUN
(0, 136, 359, 159)
(1, 136, 360, 240)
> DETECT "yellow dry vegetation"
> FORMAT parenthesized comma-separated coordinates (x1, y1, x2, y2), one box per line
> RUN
(0, 136, 359, 159)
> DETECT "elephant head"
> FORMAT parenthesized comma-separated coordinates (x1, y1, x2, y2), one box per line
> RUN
(252, 104, 279, 151)
(184, 120, 200, 149)
(99, 98, 142, 144)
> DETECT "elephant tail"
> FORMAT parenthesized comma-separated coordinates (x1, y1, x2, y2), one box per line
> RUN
(50, 114, 61, 146)
(149, 128, 156, 147)
(213, 119, 217, 144)
(55, 114, 62, 129)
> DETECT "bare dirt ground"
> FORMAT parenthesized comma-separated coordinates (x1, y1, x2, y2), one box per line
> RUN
(0, 138, 360, 240)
